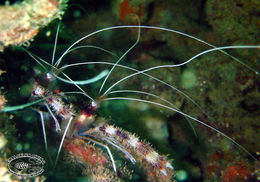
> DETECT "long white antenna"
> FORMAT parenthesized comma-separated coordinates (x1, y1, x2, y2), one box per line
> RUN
(51, 21, 61, 66)
(102, 45, 260, 97)
(54, 116, 73, 168)
(104, 97, 256, 160)
(54, 25, 259, 74)
(98, 15, 141, 95)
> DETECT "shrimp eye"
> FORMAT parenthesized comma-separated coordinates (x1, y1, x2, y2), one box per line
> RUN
(82, 103, 96, 116)
(34, 73, 51, 87)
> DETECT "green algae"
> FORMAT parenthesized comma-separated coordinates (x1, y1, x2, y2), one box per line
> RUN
(181, 69, 197, 89)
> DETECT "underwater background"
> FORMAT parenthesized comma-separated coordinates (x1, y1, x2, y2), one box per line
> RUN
(0, 0, 260, 181)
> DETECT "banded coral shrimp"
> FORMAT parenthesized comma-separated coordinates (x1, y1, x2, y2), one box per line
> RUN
(1, 1, 260, 181)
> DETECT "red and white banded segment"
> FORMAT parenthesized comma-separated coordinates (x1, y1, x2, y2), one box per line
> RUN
(90, 124, 174, 178)
(32, 83, 74, 121)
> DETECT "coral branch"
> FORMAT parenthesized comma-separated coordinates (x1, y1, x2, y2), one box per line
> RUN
(0, 0, 68, 51)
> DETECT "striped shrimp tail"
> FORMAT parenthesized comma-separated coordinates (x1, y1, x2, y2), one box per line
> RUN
(91, 124, 176, 182)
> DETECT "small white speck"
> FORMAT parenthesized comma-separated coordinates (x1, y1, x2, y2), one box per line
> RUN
(146, 151, 159, 164)
(34, 86, 43, 96)
(128, 135, 138, 148)
(160, 169, 167, 176)
(166, 162, 174, 170)
(105, 126, 116, 135)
